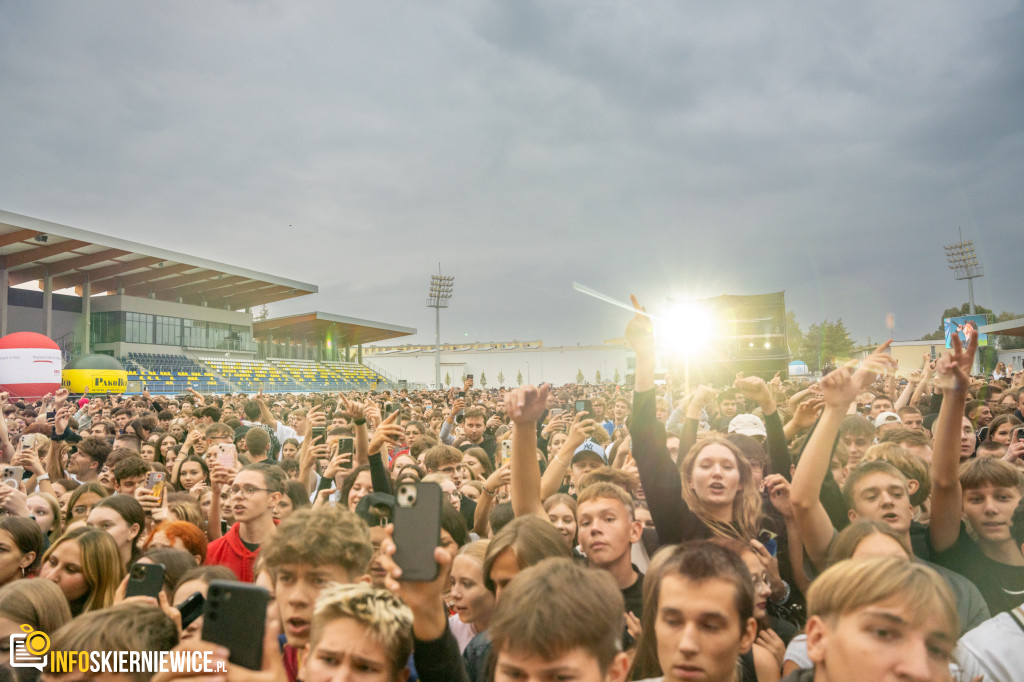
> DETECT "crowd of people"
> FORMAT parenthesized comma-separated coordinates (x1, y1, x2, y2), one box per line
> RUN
(0, 300, 1023, 682)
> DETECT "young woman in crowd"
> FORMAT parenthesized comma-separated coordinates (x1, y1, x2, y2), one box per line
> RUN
(0, 579, 71, 670)
(63, 483, 109, 527)
(171, 455, 210, 492)
(171, 565, 236, 641)
(144, 520, 208, 565)
(275, 479, 311, 520)
(39, 526, 124, 616)
(543, 492, 578, 551)
(986, 413, 1021, 446)
(339, 464, 373, 513)
(448, 540, 495, 653)
(86, 495, 146, 568)
(0, 517, 43, 586)
(26, 491, 61, 544)
(280, 437, 300, 460)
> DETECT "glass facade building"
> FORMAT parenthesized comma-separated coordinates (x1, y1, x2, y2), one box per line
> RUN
(90, 312, 256, 352)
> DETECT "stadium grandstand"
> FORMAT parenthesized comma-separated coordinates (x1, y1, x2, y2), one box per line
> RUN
(0, 209, 416, 393)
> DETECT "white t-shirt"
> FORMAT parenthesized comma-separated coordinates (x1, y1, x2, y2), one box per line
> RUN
(953, 605, 1024, 682)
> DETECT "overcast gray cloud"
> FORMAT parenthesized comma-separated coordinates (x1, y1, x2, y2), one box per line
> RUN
(1, 0, 1021, 348)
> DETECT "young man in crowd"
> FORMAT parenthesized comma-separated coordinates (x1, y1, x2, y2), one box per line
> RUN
(790, 347, 989, 632)
(206, 461, 284, 581)
(929, 333, 1024, 614)
(868, 395, 894, 421)
(59, 435, 110, 484)
(796, 557, 959, 682)
(261, 505, 375, 682)
(576, 482, 644, 639)
(632, 542, 757, 682)
(489, 558, 631, 682)
(112, 454, 150, 495)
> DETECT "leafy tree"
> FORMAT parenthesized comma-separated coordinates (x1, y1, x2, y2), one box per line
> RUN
(799, 319, 856, 371)
(255, 305, 270, 322)
(498, 370, 505, 386)
(516, 370, 523, 385)
(919, 303, 1023, 372)
(786, 310, 802, 355)
(613, 368, 621, 384)
(479, 371, 487, 387)
(576, 368, 585, 383)
(595, 369, 602, 384)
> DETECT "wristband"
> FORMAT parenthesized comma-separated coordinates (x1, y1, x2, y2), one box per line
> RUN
(353, 418, 366, 426)
(481, 486, 496, 497)
(36, 473, 49, 481)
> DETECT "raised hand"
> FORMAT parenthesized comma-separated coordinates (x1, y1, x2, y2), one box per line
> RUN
(734, 374, 773, 407)
(624, 295, 655, 355)
(506, 384, 550, 424)
(790, 398, 824, 432)
(820, 366, 860, 410)
(852, 340, 897, 389)
(933, 332, 978, 393)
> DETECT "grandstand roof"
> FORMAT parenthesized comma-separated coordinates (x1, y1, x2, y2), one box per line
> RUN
(254, 312, 416, 345)
(0, 209, 317, 310)
(980, 317, 1024, 337)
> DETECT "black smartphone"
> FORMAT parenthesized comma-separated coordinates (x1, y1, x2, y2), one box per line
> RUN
(175, 591, 205, 629)
(1013, 427, 1024, 444)
(125, 563, 166, 599)
(466, 374, 473, 380)
(393, 482, 442, 582)
(458, 391, 466, 399)
(311, 426, 326, 440)
(202, 581, 270, 670)
(978, 426, 989, 442)
(337, 437, 354, 455)
(575, 399, 593, 416)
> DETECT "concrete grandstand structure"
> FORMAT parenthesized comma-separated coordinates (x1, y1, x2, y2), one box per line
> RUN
(0, 209, 415, 393)
(363, 340, 631, 389)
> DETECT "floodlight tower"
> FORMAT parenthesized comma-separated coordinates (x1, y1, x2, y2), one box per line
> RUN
(426, 267, 454, 390)
(943, 229, 984, 316)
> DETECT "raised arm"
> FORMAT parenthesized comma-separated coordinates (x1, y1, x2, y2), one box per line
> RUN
(929, 333, 977, 553)
(506, 384, 550, 518)
(734, 375, 791, 480)
(789, 367, 857, 570)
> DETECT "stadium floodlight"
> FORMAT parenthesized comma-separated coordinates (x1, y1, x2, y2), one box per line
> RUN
(943, 230, 984, 316)
(426, 267, 455, 390)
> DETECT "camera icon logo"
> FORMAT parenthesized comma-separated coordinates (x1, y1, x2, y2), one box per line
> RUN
(10, 624, 49, 671)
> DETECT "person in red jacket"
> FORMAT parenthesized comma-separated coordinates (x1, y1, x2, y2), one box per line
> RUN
(206, 462, 283, 581)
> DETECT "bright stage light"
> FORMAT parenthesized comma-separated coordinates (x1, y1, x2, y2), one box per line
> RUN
(656, 302, 714, 356)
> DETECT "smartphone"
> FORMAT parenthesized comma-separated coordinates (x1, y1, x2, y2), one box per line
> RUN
(1013, 427, 1024, 444)
(977, 426, 989, 442)
(336, 437, 354, 455)
(384, 402, 398, 415)
(202, 581, 270, 670)
(1, 466, 24, 488)
(146, 472, 166, 499)
(393, 482, 442, 582)
(19, 434, 38, 451)
(548, 408, 563, 419)
(466, 374, 473, 380)
(458, 391, 466, 399)
(500, 440, 512, 467)
(175, 591, 205, 630)
(216, 443, 237, 470)
(311, 426, 326, 440)
(575, 399, 593, 416)
(125, 563, 166, 599)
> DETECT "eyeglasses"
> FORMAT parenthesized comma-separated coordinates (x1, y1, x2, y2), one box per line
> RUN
(445, 490, 462, 502)
(228, 485, 270, 498)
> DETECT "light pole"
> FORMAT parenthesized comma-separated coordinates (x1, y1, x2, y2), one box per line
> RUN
(426, 267, 454, 390)
(944, 230, 984, 373)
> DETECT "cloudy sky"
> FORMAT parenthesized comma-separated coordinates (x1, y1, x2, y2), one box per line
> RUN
(2, 1, 1022, 349)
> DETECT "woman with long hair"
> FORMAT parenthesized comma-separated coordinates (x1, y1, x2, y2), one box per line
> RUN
(87, 495, 146, 567)
(0, 579, 72, 669)
(63, 483, 109, 528)
(39, 527, 125, 616)
(171, 455, 210, 493)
